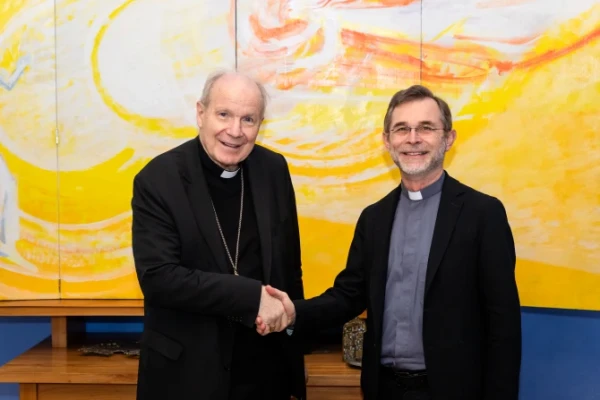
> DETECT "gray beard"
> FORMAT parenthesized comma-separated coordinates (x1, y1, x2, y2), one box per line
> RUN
(393, 137, 447, 178)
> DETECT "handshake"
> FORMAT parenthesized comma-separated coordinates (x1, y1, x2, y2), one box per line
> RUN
(255, 285, 296, 336)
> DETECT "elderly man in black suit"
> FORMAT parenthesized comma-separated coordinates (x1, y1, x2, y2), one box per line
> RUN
(132, 70, 306, 400)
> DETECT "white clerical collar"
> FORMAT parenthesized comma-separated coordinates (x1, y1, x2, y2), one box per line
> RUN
(407, 190, 423, 201)
(220, 169, 240, 179)
(401, 172, 446, 201)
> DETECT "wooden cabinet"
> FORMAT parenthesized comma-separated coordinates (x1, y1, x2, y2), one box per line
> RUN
(0, 300, 362, 399)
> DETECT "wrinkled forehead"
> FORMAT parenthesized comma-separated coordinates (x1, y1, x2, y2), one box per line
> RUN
(390, 98, 444, 126)
(210, 76, 263, 114)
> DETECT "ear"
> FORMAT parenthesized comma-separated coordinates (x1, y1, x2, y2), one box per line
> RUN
(382, 131, 391, 151)
(445, 129, 457, 151)
(196, 101, 205, 129)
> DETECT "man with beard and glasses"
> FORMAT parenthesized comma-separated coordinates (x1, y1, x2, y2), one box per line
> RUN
(257, 85, 522, 400)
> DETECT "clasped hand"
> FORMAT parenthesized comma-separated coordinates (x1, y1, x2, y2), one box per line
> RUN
(255, 285, 295, 336)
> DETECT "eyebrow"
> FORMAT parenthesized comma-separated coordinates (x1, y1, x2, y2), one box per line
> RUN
(391, 120, 438, 127)
(215, 108, 259, 121)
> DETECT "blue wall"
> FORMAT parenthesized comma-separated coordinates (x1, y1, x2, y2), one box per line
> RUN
(1, 309, 600, 400)
(0, 318, 51, 400)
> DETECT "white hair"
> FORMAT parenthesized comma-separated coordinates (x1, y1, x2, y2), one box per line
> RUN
(199, 70, 269, 119)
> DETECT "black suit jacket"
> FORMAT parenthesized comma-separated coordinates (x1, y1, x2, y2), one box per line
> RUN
(294, 173, 521, 400)
(131, 137, 306, 400)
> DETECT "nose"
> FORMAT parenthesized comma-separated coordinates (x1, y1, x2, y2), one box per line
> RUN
(227, 119, 243, 138)
(406, 128, 421, 144)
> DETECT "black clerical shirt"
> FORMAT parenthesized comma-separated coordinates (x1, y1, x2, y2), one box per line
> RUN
(197, 142, 288, 392)
(197, 142, 262, 282)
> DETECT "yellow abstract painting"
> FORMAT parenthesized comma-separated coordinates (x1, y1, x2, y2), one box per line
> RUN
(0, 0, 59, 299)
(0, 0, 598, 310)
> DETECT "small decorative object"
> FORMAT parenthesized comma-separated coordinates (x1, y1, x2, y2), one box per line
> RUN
(342, 316, 366, 367)
(78, 340, 141, 358)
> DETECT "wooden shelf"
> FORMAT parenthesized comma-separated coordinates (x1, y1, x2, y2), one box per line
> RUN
(0, 337, 361, 400)
(305, 348, 361, 387)
(0, 338, 138, 384)
(0, 338, 360, 387)
(0, 300, 363, 399)
(0, 300, 143, 317)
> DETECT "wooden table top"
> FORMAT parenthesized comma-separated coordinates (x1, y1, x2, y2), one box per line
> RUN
(0, 337, 361, 387)
(0, 300, 144, 316)
(304, 348, 361, 387)
(0, 339, 139, 384)
(0, 300, 367, 319)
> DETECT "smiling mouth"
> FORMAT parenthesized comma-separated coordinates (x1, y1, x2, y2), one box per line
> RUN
(220, 141, 242, 149)
(402, 151, 428, 156)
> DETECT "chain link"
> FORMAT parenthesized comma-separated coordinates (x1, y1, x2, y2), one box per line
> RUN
(211, 169, 244, 276)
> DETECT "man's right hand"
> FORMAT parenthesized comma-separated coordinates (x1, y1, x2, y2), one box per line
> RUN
(256, 286, 288, 335)
(255, 285, 296, 336)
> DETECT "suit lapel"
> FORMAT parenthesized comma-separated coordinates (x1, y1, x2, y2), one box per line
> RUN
(371, 186, 401, 342)
(246, 150, 272, 284)
(180, 139, 230, 274)
(425, 175, 464, 296)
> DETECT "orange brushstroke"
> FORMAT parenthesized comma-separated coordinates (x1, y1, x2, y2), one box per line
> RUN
(376, 0, 418, 5)
(341, 30, 422, 68)
(516, 26, 600, 71)
(247, 42, 290, 57)
(292, 27, 325, 58)
(318, 0, 418, 7)
(248, 14, 308, 42)
(341, 29, 491, 85)
(242, 3, 600, 90)
(423, 26, 600, 81)
(420, 40, 500, 83)
(276, 68, 309, 90)
(454, 34, 536, 45)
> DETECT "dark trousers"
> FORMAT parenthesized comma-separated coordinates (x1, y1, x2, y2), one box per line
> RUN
(378, 367, 431, 400)
(229, 358, 290, 400)
(229, 326, 291, 400)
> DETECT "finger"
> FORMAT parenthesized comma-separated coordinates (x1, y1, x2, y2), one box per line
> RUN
(256, 321, 265, 334)
(264, 285, 280, 296)
(272, 315, 288, 332)
(265, 285, 286, 300)
(256, 322, 268, 335)
(257, 327, 268, 336)
(261, 321, 269, 332)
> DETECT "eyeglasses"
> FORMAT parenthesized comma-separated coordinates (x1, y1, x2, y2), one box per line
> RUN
(388, 125, 445, 135)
